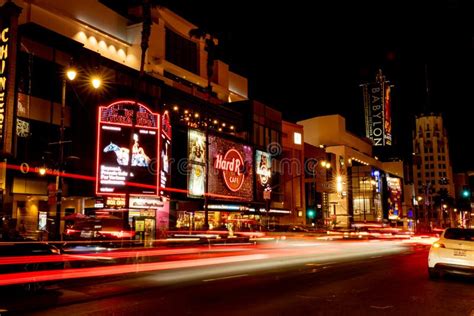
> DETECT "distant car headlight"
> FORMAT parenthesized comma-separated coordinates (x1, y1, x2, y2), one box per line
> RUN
(50, 248, 61, 254)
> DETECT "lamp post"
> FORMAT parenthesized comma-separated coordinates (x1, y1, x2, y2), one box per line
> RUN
(55, 68, 76, 240)
(55, 67, 100, 240)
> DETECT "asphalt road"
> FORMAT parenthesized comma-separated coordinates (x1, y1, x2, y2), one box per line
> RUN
(2, 241, 474, 316)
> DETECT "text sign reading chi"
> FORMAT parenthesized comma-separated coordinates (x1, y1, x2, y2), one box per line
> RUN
(0, 27, 9, 148)
(96, 100, 160, 196)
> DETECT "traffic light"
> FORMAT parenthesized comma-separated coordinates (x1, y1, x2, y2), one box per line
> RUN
(307, 209, 315, 218)
(462, 187, 471, 198)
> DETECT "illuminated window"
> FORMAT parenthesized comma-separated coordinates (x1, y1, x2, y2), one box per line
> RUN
(294, 132, 302, 145)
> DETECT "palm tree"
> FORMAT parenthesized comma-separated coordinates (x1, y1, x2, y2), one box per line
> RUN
(189, 28, 218, 96)
(126, 0, 166, 77)
(139, 0, 152, 77)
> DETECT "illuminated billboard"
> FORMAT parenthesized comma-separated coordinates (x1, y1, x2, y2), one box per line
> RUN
(96, 100, 160, 196)
(187, 129, 206, 198)
(208, 135, 253, 201)
(363, 71, 392, 146)
(384, 84, 392, 145)
(255, 150, 272, 201)
(386, 175, 402, 219)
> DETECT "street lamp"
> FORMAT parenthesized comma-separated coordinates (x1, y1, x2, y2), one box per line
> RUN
(55, 66, 76, 239)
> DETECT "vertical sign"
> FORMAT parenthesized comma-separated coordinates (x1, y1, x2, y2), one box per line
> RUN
(160, 111, 172, 196)
(187, 129, 206, 198)
(386, 175, 402, 219)
(363, 70, 392, 146)
(255, 150, 272, 201)
(384, 83, 392, 145)
(0, 27, 9, 148)
(0, 1, 22, 154)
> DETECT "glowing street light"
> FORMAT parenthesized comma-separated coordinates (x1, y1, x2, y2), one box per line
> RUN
(66, 68, 77, 81)
(91, 77, 101, 89)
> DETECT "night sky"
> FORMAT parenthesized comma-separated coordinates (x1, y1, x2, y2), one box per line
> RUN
(164, 0, 474, 172)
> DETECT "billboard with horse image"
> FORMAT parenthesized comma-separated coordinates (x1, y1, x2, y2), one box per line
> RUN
(96, 100, 160, 196)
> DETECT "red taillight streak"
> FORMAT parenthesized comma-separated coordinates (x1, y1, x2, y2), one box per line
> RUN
(4, 163, 246, 199)
(0, 254, 268, 286)
(0, 245, 258, 266)
(0, 243, 360, 286)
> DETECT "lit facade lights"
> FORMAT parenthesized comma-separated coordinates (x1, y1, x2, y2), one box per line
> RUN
(336, 175, 343, 193)
(173, 105, 179, 111)
(194, 113, 199, 118)
(351, 157, 369, 166)
(38, 167, 47, 176)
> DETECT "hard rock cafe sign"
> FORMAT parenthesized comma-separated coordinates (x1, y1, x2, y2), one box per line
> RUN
(214, 149, 245, 192)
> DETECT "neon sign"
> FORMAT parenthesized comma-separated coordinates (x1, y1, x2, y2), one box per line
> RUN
(0, 27, 9, 147)
(214, 149, 245, 192)
(208, 135, 253, 201)
(96, 100, 160, 196)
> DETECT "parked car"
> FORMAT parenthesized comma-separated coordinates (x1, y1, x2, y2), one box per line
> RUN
(64, 217, 135, 241)
(0, 242, 63, 292)
(428, 228, 474, 279)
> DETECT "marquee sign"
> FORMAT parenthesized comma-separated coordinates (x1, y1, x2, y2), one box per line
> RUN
(96, 100, 160, 196)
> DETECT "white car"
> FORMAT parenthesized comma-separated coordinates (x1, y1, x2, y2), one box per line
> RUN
(428, 228, 474, 278)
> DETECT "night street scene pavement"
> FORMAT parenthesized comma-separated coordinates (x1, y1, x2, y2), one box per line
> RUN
(3, 237, 474, 316)
(2, 0, 474, 315)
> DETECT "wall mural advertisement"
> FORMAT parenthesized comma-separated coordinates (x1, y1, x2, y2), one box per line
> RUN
(187, 129, 206, 198)
(386, 175, 402, 220)
(96, 100, 160, 196)
(255, 150, 272, 201)
(208, 135, 253, 201)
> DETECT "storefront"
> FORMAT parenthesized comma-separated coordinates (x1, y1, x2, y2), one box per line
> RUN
(351, 166, 383, 222)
